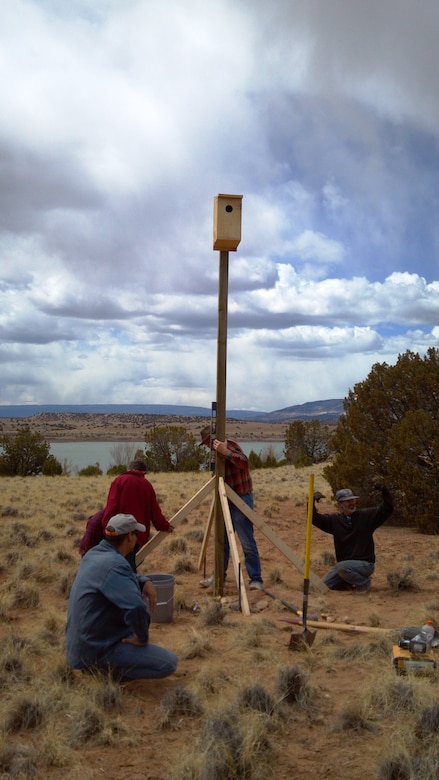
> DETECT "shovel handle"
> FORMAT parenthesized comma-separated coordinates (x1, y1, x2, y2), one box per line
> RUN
(304, 474, 314, 580)
(282, 617, 396, 634)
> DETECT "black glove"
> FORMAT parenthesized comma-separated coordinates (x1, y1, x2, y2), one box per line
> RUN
(374, 482, 385, 491)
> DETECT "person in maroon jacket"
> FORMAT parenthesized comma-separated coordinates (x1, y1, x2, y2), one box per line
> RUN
(102, 460, 173, 571)
(79, 508, 105, 556)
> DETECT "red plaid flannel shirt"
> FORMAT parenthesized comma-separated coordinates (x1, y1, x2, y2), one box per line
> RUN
(223, 439, 253, 496)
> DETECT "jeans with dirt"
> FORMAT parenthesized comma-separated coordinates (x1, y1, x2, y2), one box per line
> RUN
(223, 492, 263, 585)
(323, 560, 374, 590)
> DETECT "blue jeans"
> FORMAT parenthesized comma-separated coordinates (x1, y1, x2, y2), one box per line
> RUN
(224, 492, 263, 584)
(97, 641, 178, 682)
(324, 560, 374, 590)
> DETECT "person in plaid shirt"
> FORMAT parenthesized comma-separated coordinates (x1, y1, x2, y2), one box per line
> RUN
(199, 426, 263, 590)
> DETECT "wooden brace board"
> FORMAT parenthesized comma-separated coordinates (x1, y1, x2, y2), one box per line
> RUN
(136, 477, 214, 568)
(197, 495, 215, 572)
(224, 483, 327, 593)
(218, 477, 250, 616)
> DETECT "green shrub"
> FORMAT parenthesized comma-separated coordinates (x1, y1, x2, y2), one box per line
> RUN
(78, 464, 103, 477)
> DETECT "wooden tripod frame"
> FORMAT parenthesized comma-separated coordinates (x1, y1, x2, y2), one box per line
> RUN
(135, 475, 327, 616)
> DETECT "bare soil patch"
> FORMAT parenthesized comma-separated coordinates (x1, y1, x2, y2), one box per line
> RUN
(0, 464, 438, 779)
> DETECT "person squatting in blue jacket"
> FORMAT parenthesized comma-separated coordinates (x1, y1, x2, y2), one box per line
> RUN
(66, 513, 178, 682)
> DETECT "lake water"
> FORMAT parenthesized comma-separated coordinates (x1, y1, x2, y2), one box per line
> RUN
(50, 440, 285, 473)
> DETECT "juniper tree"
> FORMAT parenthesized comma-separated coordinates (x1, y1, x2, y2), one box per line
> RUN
(144, 425, 206, 472)
(324, 348, 439, 532)
(0, 426, 50, 476)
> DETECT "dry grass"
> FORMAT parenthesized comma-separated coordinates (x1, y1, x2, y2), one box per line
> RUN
(1, 463, 439, 778)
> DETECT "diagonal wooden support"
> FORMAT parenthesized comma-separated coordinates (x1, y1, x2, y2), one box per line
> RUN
(197, 495, 215, 572)
(136, 477, 215, 568)
(218, 477, 250, 615)
(224, 484, 328, 593)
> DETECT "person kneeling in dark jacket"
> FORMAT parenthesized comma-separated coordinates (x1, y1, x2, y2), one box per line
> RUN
(312, 484, 393, 593)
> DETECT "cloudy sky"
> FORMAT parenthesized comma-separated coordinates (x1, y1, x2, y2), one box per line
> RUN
(1, 0, 438, 412)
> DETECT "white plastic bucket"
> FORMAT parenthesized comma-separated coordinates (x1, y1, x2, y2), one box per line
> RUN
(148, 573, 175, 623)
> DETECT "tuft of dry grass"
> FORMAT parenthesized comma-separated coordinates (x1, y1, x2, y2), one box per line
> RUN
(0, 739, 37, 777)
(387, 568, 420, 592)
(193, 663, 231, 696)
(377, 754, 412, 780)
(93, 680, 124, 712)
(36, 723, 75, 770)
(268, 565, 283, 584)
(197, 600, 225, 627)
(415, 702, 439, 739)
(368, 610, 382, 627)
(9, 582, 41, 608)
(332, 703, 378, 733)
(159, 685, 204, 729)
(178, 629, 213, 660)
(274, 665, 312, 707)
(172, 554, 197, 575)
(175, 699, 277, 779)
(365, 674, 419, 715)
(68, 706, 106, 746)
(167, 536, 189, 554)
(5, 695, 48, 733)
(331, 636, 392, 663)
(320, 550, 336, 566)
(232, 616, 275, 650)
(237, 683, 275, 715)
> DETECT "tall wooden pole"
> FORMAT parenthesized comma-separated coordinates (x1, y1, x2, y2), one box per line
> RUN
(213, 249, 228, 596)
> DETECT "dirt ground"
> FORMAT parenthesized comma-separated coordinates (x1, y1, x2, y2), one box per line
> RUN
(1, 461, 439, 780)
(107, 496, 439, 780)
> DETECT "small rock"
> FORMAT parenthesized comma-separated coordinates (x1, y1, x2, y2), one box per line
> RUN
(251, 599, 270, 612)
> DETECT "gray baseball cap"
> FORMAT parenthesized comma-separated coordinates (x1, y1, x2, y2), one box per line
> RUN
(105, 513, 146, 536)
(336, 489, 359, 502)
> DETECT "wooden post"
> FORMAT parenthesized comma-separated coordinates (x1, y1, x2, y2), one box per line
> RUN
(213, 249, 228, 596)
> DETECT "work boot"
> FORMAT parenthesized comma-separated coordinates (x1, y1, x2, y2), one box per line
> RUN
(354, 580, 371, 593)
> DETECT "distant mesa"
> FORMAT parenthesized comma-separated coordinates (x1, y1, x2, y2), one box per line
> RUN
(0, 399, 344, 423)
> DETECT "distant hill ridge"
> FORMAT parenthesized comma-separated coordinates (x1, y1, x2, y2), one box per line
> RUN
(0, 399, 343, 423)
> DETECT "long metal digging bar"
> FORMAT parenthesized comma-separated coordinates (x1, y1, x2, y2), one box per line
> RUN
(289, 474, 317, 650)
(262, 588, 318, 620)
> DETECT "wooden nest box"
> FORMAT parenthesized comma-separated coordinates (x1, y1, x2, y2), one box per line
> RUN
(213, 194, 243, 251)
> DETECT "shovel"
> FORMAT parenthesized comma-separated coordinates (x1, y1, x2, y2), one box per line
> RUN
(289, 473, 317, 650)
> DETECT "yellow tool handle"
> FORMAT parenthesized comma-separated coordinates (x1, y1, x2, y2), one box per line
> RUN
(304, 474, 314, 580)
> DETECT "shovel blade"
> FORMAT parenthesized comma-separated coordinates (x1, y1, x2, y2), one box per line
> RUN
(288, 628, 317, 651)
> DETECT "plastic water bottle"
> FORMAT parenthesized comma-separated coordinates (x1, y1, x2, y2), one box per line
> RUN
(410, 620, 435, 654)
